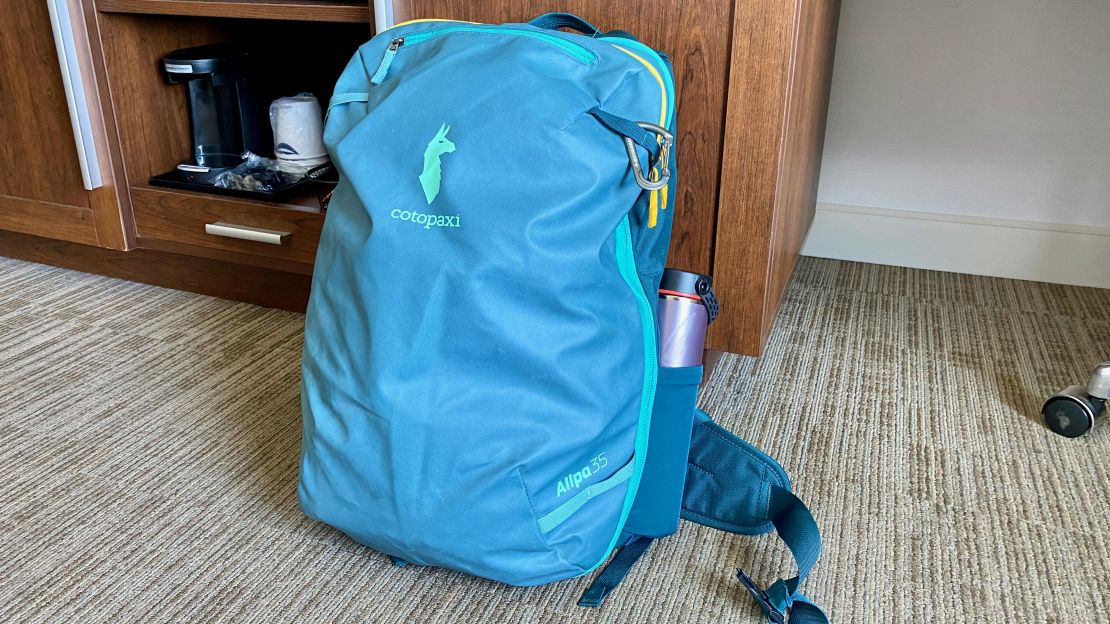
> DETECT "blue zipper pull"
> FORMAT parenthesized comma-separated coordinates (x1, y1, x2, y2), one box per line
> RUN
(371, 37, 404, 85)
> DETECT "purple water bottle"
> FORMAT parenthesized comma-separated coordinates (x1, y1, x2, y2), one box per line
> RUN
(656, 269, 719, 367)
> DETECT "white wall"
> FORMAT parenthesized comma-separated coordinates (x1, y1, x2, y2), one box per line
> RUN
(804, 0, 1110, 288)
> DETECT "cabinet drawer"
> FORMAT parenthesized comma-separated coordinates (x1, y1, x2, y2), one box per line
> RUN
(131, 185, 324, 266)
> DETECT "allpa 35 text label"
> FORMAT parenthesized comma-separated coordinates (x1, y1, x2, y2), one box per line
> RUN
(556, 452, 608, 497)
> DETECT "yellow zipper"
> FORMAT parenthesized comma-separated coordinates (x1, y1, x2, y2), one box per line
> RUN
(390, 18, 476, 30)
(612, 45, 669, 228)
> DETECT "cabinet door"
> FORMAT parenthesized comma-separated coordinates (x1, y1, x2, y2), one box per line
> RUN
(0, 0, 124, 248)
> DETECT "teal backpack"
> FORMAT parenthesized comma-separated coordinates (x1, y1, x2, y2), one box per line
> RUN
(298, 12, 827, 622)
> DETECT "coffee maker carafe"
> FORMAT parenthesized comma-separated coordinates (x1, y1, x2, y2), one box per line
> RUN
(162, 43, 270, 170)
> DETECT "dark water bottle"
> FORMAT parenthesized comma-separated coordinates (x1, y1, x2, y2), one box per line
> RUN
(656, 269, 718, 367)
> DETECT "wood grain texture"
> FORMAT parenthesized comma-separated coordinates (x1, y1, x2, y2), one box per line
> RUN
(96, 0, 371, 23)
(762, 0, 841, 347)
(75, 0, 135, 250)
(708, 0, 839, 355)
(131, 185, 323, 265)
(0, 228, 312, 311)
(0, 196, 99, 246)
(391, 0, 731, 275)
(705, 0, 795, 354)
(0, 0, 126, 248)
(136, 236, 315, 275)
(15, 1, 841, 356)
(702, 348, 723, 385)
(97, 14, 230, 191)
(0, 0, 92, 208)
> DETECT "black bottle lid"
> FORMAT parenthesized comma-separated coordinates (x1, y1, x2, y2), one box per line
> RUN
(660, 268, 719, 324)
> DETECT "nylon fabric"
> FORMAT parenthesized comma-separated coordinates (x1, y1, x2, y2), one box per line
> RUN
(326, 92, 370, 113)
(299, 16, 675, 587)
(624, 365, 702, 537)
(297, 14, 829, 618)
(756, 487, 827, 623)
(538, 459, 635, 534)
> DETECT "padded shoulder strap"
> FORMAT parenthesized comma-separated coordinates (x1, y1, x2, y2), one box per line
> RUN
(682, 411, 790, 534)
(682, 411, 828, 624)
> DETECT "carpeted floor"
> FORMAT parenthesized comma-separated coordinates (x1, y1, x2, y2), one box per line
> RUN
(1, 255, 1108, 623)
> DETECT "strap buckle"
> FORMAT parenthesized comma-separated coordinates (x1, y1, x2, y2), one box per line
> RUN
(738, 569, 787, 624)
(622, 121, 673, 191)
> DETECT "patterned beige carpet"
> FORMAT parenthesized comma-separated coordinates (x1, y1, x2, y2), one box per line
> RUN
(1, 255, 1108, 623)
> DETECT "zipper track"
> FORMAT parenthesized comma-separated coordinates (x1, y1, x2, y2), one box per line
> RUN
(603, 38, 675, 127)
(583, 215, 659, 575)
(405, 26, 598, 65)
(408, 25, 599, 62)
(604, 40, 674, 227)
(370, 25, 599, 84)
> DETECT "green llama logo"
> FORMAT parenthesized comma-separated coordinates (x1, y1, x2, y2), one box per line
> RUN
(419, 123, 455, 204)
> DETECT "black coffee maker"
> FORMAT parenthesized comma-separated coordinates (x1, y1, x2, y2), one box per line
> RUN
(161, 43, 270, 170)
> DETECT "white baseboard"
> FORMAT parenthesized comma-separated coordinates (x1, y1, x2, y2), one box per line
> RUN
(801, 203, 1110, 289)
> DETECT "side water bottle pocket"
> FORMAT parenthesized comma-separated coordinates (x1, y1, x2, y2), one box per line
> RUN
(624, 364, 703, 537)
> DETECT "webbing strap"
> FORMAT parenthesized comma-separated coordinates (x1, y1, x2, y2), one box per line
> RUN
(577, 535, 655, 608)
(737, 486, 827, 623)
(327, 92, 370, 116)
(587, 107, 661, 160)
(787, 594, 828, 624)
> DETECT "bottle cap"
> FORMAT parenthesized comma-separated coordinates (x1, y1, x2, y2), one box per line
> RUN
(660, 269, 719, 323)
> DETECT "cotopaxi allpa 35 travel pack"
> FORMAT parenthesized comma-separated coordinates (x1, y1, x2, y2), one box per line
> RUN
(298, 12, 828, 622)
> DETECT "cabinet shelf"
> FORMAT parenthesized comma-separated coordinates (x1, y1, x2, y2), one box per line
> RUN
(96, 0, 371, 24)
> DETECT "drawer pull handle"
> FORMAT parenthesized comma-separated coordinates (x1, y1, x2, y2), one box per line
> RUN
(205, 222, 290, 245)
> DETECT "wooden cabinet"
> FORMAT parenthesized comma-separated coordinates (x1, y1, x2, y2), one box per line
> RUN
(0, 0, 356, 310)
(0, 0, 840, 356)
(90, 11, 363, 276)
(0, 0, 127, 249)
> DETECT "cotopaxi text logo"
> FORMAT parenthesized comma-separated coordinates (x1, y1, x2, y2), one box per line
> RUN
(389, 209, 460, 230)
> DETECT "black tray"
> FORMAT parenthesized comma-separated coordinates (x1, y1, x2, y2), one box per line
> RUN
(149, 169, 315, 202)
